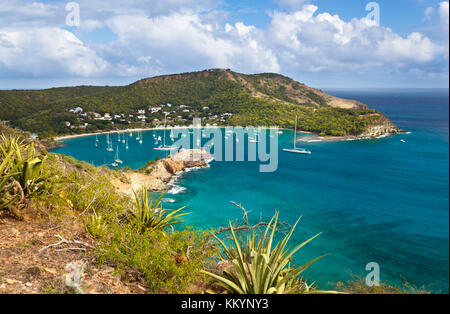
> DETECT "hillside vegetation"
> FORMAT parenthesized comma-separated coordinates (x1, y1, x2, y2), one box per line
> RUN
(0, 126, 431, 295)
(0, 69, 399, 138)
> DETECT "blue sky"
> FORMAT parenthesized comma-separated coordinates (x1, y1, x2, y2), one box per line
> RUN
(0, 0, 448, 89)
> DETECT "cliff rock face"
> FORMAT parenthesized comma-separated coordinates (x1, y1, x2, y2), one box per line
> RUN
(113, 149, 213, 195)
(360, 118, 404, 138)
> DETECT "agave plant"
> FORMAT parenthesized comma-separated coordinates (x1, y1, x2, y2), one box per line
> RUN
(0, 150, 21, 212)
(202, 212, 328, 294)
(128, 186, 190, 231)
(0, 135, 49, 199)
(84, 211, 108, 239)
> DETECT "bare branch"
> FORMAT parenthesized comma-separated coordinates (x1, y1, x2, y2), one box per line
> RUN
(200, 202, 291, 254)
(39, 234, 93, 253)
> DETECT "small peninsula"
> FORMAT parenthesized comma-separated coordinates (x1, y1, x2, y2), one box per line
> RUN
(112, 149, 213, 195)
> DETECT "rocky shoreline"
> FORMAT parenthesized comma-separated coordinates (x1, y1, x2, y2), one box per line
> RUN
(112, 149, 213, 196)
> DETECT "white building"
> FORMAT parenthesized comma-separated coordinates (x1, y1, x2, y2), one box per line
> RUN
(69, 107, 83, 114)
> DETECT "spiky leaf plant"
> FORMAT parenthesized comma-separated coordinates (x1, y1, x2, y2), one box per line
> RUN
(128, 186, 190, 231)
(202, 212, 328, 294)
(0, 150, 21, 212)
(84, 211, 108, 239)
(0, 135, 49, 198)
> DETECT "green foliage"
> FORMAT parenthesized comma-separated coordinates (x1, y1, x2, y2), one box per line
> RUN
(84, 211, 108, 239)
(6, 137, 49, 198)
(202, 212, 327, 294)
(98, 223, 217, 293)
(0, 134, 50, 215)
(129, 187, 190, 231)
(44, 154, 126, 213)
(0, 149, 21, 212)
(0, 70, 387, 137)
(334, 275, 432, 294)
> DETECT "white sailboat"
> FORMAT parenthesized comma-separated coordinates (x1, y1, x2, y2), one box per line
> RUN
(283, 116, 312, 155)
(249, 130, 260, 143)
(114, 146, 123, 164)
(125, 137, 129, 150)
(106, 134, 114, 152)
(154, 113, 177, 151)
(95, 134, 99, 147)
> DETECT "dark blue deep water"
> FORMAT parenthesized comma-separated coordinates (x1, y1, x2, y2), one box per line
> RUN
(53, 89, 449, 292)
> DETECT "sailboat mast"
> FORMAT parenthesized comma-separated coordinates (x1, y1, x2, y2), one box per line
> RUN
(163, 113, 167, 147)
(294, 116, 298, 149)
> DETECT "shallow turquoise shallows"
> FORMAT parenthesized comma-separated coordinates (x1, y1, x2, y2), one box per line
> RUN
(52, 89, 449, 292)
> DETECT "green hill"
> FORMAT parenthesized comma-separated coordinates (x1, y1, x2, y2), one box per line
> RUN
(0, 69, 401, 138)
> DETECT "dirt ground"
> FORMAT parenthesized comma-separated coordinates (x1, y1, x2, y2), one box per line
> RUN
(0, 213, 148, 294)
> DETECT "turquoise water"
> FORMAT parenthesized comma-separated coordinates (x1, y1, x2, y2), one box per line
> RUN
(52, 89, 449, 292)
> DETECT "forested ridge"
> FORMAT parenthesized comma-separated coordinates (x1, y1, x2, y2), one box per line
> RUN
(0, 69, 394, 137)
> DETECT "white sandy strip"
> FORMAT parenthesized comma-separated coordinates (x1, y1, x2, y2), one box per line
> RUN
(54, 126, 292, 141)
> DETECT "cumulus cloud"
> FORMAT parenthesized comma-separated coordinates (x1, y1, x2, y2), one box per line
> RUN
(266, 5, 445, 73)
(0, 27, 108, 77)
(439, 1, 449, 37)
(278, 0, 309, 10)
(101, 12, 279, 76)
(0, 0, 448, 85)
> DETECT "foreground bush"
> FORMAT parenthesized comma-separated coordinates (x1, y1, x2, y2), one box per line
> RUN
(202, 212, 329, 294)
(97, 222, 217, 293)
(0, 134, 49, 216)
(334, 275, 432, 294)
(128, 188, 189, 231)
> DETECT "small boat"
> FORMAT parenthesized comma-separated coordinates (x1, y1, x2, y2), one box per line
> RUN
(282, 148, 312, 155)
(106, 134, 114, 152)
(249, 133, 260, 144)
(283, 116, 311, 155)
(125, 138, 129, 150)
(400, 139, 406, 143)
(111, 162, 119, 167)
(154, 113, 177, 151)
(114, 146, 123, 164)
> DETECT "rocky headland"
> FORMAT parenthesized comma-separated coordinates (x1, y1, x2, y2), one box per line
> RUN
(112, 149, 213, 196)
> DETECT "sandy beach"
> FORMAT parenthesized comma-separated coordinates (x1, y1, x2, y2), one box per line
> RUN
(54, 126, 291, 141)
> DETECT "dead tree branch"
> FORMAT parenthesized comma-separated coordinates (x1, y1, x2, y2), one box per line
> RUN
(39, 234, 94, 253)
(200, 202, 291, 254)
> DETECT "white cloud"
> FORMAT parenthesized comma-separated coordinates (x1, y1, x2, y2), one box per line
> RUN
(278, 0, 309, 10)
(439, 1, 449, 35)
(101, 12, 279, 75)
(425, 6, 434, 21)
(266, 5, 446, 73)
(0, 1, 447, 85)
(0, 27, 108, 77)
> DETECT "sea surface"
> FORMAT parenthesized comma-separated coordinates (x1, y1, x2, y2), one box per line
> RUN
(52, 89, 449, 292)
